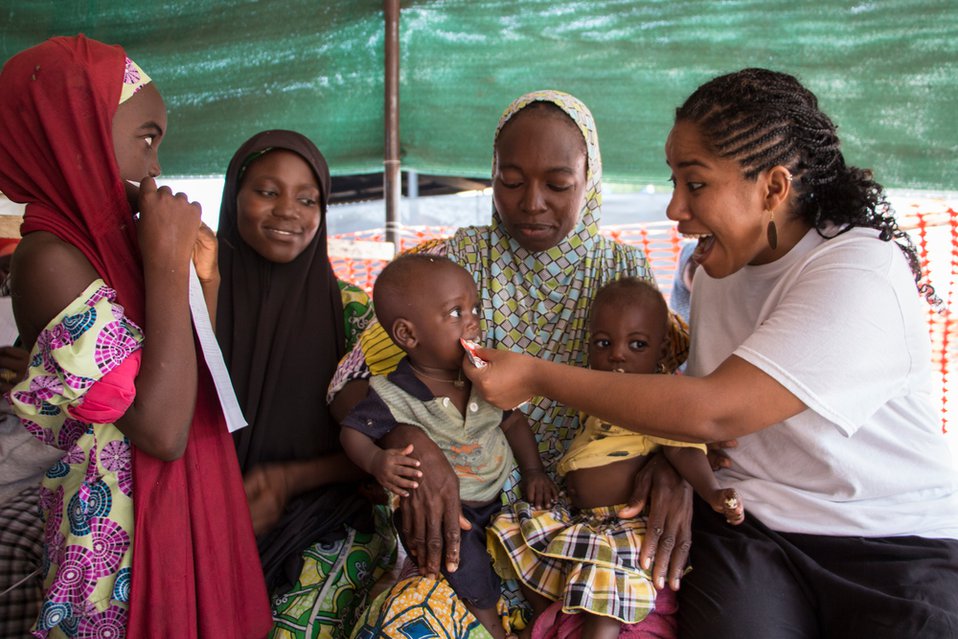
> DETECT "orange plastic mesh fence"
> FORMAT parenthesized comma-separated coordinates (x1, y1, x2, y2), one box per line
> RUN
(329, 221, 688, 299)
(329, 211, 957, 433)
(908, 209, 957, 434)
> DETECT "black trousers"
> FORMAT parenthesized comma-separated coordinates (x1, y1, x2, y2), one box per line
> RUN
(678, 496, 958, 639)
(397, 499, 502, 609)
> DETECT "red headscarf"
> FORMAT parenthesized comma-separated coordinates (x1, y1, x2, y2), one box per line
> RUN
(0, 35, 271, 637)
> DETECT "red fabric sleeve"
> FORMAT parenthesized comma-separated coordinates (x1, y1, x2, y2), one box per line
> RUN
(69, 350, 141, 423)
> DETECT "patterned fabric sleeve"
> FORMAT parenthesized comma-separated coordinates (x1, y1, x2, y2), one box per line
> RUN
(337, 279, 375, 352)
(340, 386, 396, 441)
(68, 352, 141, 424)
(9, 279, 144, 449)
(6, 280, 143, 636)
(327, 240, 449, 403)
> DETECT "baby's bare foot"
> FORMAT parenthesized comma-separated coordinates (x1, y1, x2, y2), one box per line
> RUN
(717, 488, 745, 525)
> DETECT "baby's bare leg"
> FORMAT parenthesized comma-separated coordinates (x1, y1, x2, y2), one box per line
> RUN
(581, 613, 621, 639)
(662, 446, 745, 524)
(465, 602, 509, 639)
(514, 583, 554, 639)
(520, 583, 553, 617)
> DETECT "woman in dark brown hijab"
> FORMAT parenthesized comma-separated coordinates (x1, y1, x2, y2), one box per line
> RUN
(217, 130, 396, 637)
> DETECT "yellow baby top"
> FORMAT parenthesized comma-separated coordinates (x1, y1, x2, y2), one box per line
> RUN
(557, 413, 706, 477)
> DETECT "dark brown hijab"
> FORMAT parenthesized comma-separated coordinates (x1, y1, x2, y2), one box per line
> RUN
(217, 130, 369, 591)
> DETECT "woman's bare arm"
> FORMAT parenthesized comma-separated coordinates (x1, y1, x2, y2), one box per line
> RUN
(11, 233, 100, 351)
(13, 180, 203, 461)
(466, 348, 805, 443)
(116, 181, 202, 460)
(243, 452, 366, 536)
(464, 347, 803, 591)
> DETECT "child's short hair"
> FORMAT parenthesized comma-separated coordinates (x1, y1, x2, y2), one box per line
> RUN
(373, 253, 461, 336)
(590, 277, 669, 333)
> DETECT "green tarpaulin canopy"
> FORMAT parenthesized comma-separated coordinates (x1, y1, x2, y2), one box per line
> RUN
(2, 0, 956, 190)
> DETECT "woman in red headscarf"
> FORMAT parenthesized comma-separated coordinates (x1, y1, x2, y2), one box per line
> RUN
(0, 35, 271, 638)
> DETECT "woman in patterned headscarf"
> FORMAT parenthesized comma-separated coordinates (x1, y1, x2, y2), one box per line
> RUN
(330, 90, 688, 639)
(0, 35, 271, 638)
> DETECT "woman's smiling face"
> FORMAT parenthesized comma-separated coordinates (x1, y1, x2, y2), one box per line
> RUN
(664, 120, 776, 279)
(236, 149, 323, 263)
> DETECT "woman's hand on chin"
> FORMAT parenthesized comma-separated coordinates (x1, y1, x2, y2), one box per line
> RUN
(462, 346, 536, 410)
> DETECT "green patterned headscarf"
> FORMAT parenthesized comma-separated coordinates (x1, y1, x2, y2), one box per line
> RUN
(447, 90, 653, 474)
(489, 89, 604, 266)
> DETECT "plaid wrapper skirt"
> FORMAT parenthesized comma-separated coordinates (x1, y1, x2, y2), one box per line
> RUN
(487, 499, 657, 624)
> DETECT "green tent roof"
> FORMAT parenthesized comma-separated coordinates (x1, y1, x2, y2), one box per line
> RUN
(2, 0, 956, 190)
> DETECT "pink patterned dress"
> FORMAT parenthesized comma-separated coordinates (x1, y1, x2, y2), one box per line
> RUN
(9, 280, 144, 638)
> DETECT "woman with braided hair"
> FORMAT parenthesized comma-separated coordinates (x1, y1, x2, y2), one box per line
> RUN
(466, 68, 958, 638)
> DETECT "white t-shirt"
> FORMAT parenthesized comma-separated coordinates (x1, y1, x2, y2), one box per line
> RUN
(688, 226, 958, 539)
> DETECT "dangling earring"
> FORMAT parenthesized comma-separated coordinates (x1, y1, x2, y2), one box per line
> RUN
(766, 209, 778, 250)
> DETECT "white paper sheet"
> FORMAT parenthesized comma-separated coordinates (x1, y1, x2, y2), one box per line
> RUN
(189, 264, 247, 432)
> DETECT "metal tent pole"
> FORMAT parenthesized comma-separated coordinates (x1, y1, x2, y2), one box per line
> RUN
(407, 168, 419, 221)
(384, 0, 400, 252)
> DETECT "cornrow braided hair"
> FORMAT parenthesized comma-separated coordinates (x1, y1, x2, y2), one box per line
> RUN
(676, 68, 939, 307)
